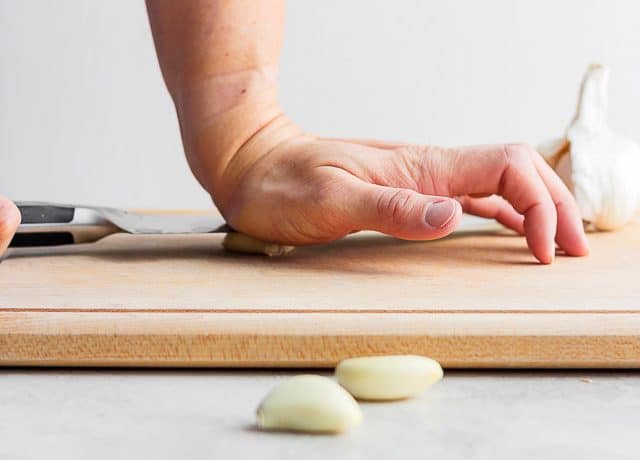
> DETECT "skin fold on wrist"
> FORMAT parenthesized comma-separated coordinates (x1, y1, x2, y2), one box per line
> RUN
(170, 66, 295, 208)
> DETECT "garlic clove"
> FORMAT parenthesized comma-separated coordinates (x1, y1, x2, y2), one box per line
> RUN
(335, 355, 443, 401)
(256, 375, 362, 434)
(222, 232, 295, 256)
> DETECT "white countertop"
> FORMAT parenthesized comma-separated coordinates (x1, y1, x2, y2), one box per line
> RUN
(1, 369, 638, 459)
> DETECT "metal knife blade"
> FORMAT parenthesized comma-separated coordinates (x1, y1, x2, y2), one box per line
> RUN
(100, 208, 229, 234)
(10, 202, 230, 248)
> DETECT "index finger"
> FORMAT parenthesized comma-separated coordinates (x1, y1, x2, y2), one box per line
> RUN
(425, 143, 561, 263)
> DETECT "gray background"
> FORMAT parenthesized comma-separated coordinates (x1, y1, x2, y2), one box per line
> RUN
(2, 369, 639, 460)
(1, 0, 639, 209)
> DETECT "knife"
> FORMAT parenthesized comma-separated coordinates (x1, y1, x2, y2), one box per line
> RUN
(9, 202, 231, 248)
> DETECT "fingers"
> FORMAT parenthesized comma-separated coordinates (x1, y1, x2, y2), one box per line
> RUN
(341, 175, 462, 240)
(391, 143, 587, 263)
(457, 195, 525, 235)
(0, 196, 20, 256)
(530, 153, 590, 256)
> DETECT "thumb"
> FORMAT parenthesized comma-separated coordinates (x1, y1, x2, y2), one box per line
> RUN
(344, 179, 462, 240)
(0, 197, 20, 256)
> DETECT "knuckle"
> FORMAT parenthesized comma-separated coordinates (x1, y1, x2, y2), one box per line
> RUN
(396, 144, 447, 194)
(396, 144, 424, 160)
(397, 144, 445, 168)
(377, 189, 416, 226)
(504, 143, 536, 162)
(394, 145, 426, 185)
(553, 197, 577, 215)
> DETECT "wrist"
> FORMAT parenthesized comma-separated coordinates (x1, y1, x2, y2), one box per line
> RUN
(171, 65, 280, 136)
(169, 66, 302, 212)
(171, 66, 280, 193)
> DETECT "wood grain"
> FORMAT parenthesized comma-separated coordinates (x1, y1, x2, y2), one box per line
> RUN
(1, 215, 639, 368)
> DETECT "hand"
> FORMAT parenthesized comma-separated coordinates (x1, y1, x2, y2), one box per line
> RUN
(144, 3, 588, 264)
(205, 116, 589, 264)
(0, 196, 20, 256)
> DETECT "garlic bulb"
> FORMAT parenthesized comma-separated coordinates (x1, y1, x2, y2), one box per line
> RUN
(539, 64, 640, 231)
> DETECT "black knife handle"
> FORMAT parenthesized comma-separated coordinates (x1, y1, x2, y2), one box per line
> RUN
(9, 232, 75, 247)
(16, 203, 75, 224)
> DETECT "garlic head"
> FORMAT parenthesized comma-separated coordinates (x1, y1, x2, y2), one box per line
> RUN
(543, 64, 640, 231)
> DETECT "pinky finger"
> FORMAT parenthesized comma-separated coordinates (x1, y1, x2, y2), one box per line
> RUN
(458, 195, 525, 235)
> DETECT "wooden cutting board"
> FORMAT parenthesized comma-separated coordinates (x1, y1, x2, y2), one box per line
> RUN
(1, 215, 639, 368)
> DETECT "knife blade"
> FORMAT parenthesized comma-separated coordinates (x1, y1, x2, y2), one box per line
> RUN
(9, 202, 231, 248)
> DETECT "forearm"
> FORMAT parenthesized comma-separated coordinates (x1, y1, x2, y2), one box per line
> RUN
(146, 0, 294, 206)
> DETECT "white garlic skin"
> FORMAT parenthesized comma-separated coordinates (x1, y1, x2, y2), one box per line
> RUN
(335, 355, 443, 401)
(256, 375, 362, 434)
(562, 137, 640, 231)
(542, 64, 640, 231)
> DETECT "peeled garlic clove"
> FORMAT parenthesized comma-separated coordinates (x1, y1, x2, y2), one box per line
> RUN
(256, 375, 362, 434)
(335, 355, 443, 401)
(222, 232, 295, 256)
(542, 64, 640, 231)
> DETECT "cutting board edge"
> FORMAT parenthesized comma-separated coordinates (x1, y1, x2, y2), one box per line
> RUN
(3, 311, 640, 368)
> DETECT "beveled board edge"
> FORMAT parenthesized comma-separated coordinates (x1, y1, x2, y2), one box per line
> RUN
(2, 311, 639, 368)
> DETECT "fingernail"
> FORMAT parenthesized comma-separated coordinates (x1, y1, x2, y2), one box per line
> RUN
(425, 200, 456, 228)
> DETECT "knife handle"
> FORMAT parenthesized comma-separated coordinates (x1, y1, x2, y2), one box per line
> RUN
(17, 203, 75, 224)
(9, 202, 120, 247)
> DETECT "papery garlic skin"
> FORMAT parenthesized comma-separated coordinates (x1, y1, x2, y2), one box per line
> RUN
(567, 127, 640, 231)
(541, 64, 640, 231)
